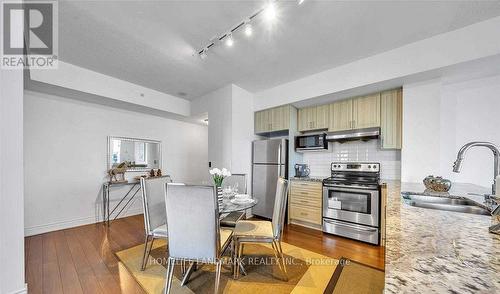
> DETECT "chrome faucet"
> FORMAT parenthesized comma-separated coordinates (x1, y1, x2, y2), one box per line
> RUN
(453, 141, 500, 195)
(453, 142, 500, 235)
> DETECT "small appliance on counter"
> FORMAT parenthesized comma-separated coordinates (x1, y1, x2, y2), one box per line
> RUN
(295, 133, 328, 151)
(322, 162, 381, 245)
(294, 164, 310, 178)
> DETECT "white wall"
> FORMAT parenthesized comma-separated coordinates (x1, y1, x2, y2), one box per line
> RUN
(253, 16, 500, 110)
(303, 140, 401, 180)
(24, 90, 208, 236)
(30, 61, 191, 116)
(191, 84, 255, 173)
(401, 74, 500, 188)
(191, 85, 233, 171)
(0, 69, 26, 293)
(231, 85, 254, 185)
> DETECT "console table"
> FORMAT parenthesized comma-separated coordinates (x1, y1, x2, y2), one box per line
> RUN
(102, 181, 141, 226)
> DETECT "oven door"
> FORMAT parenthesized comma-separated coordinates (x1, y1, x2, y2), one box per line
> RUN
(323, 186, 379, 227)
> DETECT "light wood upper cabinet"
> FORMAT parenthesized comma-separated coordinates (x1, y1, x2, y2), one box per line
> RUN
(352, 93, 381, 129)
(297, 105, 329, 132)
(272, 105, 290, 131)
(380, 89, 402, 149)
(254, 105, 291, 134)
(316, 104, 329, 130)
(328, 99, 353, 132)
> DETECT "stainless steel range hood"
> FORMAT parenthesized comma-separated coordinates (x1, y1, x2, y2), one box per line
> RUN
(326, 127, 380, 142)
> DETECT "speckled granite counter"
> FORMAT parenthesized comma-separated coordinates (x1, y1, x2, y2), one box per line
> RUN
(384, 181, 500, 293)
(290, 176, 325, 183)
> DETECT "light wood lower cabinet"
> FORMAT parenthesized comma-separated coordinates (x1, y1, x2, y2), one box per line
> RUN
(380, 183, 387, 247)
(289, 181, 323, 230)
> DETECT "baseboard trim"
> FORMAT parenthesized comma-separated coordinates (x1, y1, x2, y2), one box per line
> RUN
(9, 284, 27, 294)
(24, 208, 143, 236)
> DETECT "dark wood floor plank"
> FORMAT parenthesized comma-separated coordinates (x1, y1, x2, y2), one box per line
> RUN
(52, 231, 84, 294)
(26, 214, 384, 293)
(64, 229, 105, 294)
(42, 232, 64, 294)
(79, 223, 145, 294)
(26, 235, 43, 294)
(66, 228, 122, 294)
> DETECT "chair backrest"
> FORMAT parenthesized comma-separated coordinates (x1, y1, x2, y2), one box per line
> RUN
(140, 176, 172, 234)
(165, 184, 221, 261)
(271, 177, 289, 240)
(223, 173, 247, 194)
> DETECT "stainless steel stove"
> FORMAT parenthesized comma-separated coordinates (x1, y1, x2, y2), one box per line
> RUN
(322, 162, 381, 245)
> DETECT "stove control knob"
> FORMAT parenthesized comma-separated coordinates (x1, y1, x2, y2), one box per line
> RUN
(367, 165, 371, 169)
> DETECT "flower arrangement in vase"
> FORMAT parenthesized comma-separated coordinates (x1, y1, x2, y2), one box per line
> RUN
(209, 168, 231, 205)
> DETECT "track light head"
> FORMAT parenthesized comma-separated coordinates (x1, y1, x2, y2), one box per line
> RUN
(225, 33, 234, 47)
(199, 48, 208, 59)
(264, 2, 277, 21)
(244, 22, 253, 36)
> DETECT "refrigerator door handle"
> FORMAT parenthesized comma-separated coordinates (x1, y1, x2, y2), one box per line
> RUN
(277, 143, 282, 177)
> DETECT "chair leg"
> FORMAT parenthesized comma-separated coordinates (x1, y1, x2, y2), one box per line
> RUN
(141, 235, 154, 271)
(214, 260, 222, 294)
(164, 257, 175, 294)
(277, 241, 288, 281)
(271, 241, 284, 273)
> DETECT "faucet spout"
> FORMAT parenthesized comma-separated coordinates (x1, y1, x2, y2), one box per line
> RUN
(453, 141, 500, 195)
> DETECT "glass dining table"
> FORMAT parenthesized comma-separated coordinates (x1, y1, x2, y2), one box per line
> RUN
(219, 197, 258, 214)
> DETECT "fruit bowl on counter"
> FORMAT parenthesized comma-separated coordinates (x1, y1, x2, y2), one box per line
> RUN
(423, 175, 452, 192)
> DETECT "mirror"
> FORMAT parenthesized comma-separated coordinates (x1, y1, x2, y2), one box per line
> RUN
(108, 136, 161, 171)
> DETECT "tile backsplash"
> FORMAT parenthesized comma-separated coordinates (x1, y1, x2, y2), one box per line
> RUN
(301, 140, 401, 180)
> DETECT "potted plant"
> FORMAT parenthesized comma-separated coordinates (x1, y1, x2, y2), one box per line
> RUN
(209, 168, 231, 204)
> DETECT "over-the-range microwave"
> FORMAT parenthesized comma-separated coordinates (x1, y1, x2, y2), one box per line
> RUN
(295, 133, 328, 151)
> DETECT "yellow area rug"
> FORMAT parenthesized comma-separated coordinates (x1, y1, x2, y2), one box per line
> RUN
(116, 240, 339, 293)
(323, 258, 385, 294)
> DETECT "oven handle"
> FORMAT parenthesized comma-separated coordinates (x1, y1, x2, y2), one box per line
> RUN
(324, 186, 378, 194)
(324, 219, 378, 232)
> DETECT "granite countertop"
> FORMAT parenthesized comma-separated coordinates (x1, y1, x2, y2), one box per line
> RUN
(384, 181, 500, 293)
(290, 176, 325, 183)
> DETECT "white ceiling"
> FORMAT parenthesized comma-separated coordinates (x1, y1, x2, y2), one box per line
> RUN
(58, 0, 500, 100)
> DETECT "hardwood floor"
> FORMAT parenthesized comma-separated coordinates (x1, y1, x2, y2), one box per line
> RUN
(25, 215, 384, 293)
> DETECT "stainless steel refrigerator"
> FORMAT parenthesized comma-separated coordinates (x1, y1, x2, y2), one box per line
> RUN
(252, 138, 288, 219)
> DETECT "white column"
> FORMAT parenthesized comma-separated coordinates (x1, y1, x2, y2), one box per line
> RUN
(0, 67, 26, 293)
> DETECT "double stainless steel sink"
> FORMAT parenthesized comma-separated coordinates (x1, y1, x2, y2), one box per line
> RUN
(402, 194, 491, 215)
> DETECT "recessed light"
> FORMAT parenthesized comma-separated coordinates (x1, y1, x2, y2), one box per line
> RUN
(298, 0, 306, 4)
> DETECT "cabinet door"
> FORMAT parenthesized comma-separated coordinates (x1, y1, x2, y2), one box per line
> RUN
(328, 100, 353, 132)
(297, 108, 308, 132)
(271, 105, 290, 131)
(315, 104, 329, 129)
(353, 94, 381, 129)
(298, 106, 317, 132)
(254, 111, 264, 134)
(381, 89, 402, 149)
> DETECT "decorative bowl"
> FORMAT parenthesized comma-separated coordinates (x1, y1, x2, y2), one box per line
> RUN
(423, 175, 452, 192)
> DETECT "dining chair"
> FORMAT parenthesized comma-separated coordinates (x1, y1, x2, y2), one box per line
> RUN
(232, 177, 289, 280)
(220, 174, 248, 228)
(163, 184, 233, 294)
(139, 175, 172, 271)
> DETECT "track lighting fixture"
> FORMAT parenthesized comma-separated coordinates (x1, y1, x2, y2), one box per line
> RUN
(196, 0, 304, 60)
